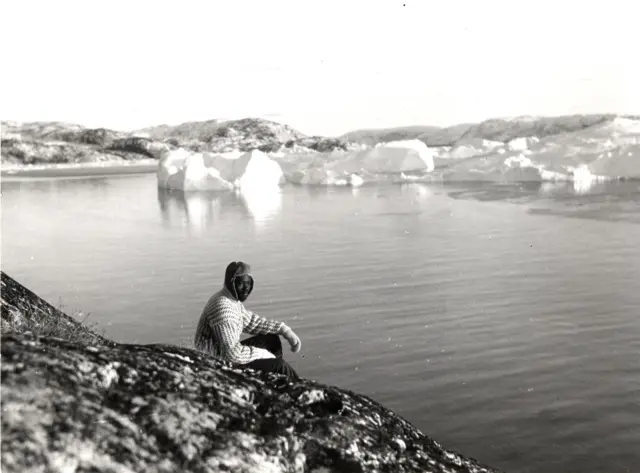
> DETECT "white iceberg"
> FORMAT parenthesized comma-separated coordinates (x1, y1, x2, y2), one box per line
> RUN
(351, 139, 435, 173)
(157, 148, 284, 192)
(439, 118, 640, 184)
(507, 136, 540, 151)
(285, 139, 434, 187)
(284, 140, 433, 187)
(448, 138, 504, 159)
(587, 144, 640, 179)
(156, 118, 639, 190)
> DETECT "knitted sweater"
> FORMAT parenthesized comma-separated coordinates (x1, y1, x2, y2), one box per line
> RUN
(194, 286, 285, 364)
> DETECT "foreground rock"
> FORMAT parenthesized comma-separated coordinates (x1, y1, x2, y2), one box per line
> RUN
(1, 272, 113, 347)
(0, 272, 501, 473)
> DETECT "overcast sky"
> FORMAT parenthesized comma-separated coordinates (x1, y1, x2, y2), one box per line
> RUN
(2, 0, 638, 136)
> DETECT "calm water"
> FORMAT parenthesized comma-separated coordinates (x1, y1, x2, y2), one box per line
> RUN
(2, 174, 639, 473)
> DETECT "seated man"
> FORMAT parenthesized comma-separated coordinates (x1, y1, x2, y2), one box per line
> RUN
(194, 261, 302, 381)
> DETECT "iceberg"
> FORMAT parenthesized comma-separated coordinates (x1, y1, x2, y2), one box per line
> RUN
(351, 139, 435, 173)
(437, 118, 640, 184)
(507, 136, 540, 151)
(157, 149, 284, 192)
(448, 138, 504, 159)
(155, 118, 639, 192)
(587, 144, 640, 179)
(284, 139, 434, 187)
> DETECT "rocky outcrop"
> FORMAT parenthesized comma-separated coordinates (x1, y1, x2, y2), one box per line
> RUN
(5, 114, 638, 170)
(106, 136, 171, 159)
(1, 119, 356, 168)
(341, 114, 640, 148)
(0, 271, 501, 473)
(341, 126, 443, 147)
(1, 122, 168, 167)
(45, 127, 127, 147)
(457, 114, 636, 143)
(135, 118, 305, 144)
(287, 136, 352, 153)
(0, 139, 136, 166)
(1, 121, 87, 142)
(135, 118, 356, 154)
(1, 272, 113, 347)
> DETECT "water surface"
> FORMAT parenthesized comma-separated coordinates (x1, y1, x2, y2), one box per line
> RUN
(2, 174, 639, 473)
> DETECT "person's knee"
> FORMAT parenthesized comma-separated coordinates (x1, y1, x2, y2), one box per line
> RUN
(265, 333, 281, 343)
(265, 334, 283, 352)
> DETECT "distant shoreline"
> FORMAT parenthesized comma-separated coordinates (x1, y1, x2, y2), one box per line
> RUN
(1, 160, 158, 180)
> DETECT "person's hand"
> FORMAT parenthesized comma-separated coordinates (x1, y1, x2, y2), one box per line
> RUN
(281, 325, 302, 353)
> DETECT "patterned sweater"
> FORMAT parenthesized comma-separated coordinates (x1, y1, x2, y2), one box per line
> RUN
(194, 286, 285, 364)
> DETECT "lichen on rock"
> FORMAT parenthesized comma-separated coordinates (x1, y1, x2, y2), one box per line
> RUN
(1, 272, 502, 472)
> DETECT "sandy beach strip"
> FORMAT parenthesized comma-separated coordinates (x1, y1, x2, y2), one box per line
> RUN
(1, 159, 158, 180)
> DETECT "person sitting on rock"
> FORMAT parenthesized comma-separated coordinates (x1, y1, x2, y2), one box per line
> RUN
(194, 261, 302, 381)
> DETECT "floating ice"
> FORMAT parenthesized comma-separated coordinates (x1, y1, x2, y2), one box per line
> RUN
(156, 119, 639, 191)
(157, 149, 283, 192)
(438, 118, 640, 184)
(285, 139, 434, 187)
(353, 139, 435, 173)
(508, 136, 540, 151)
(448, 138, 504, 159)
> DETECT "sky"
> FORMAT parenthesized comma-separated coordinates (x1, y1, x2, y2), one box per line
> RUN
(1, 0, 639, 136)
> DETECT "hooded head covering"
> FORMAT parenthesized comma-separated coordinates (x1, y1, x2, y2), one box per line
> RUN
(224, 261, 254, 301)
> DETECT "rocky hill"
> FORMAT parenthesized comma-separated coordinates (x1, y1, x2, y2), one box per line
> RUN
(0, 118, 354, 167)
(340, 125, 444, 147)
(135, 118, 306, 144)
(341, 114, 640, 147)
(0, 271, 502, 473)
(3, 114, 638, 169)
(136, 118, 354, 154)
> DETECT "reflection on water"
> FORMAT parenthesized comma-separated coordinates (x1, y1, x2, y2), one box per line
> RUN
(238, 186, 283, 226)
(156, 186, 283, 235)
(399, 183, 434, 201)
(2, 177, 111, 193)
(445, 180, 640, 224)
(446, 180, 640, 202)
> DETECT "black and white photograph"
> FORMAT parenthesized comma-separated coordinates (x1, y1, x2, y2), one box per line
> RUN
(1, 1, 638, 472)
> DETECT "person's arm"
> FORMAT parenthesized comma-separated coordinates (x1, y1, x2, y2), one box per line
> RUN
(207, 300, 274, 364)
(242, 306, 285, 335)
(242, 306, 302, 353)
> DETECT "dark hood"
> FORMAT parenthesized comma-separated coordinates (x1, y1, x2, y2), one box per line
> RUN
(224, 261, 254, 301)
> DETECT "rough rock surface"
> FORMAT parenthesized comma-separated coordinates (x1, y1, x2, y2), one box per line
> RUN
(0, 139, 144, 166)
(5, 115, 638, 169)
(341, 126, 443, 147)
(342, 114, 640, 147)
(1, 119, 355, 168)
(1, 272, 502, 473)
(135, 118, 355, 154)
(457, 114, 634, 142)
(1, 272, 113, 347)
